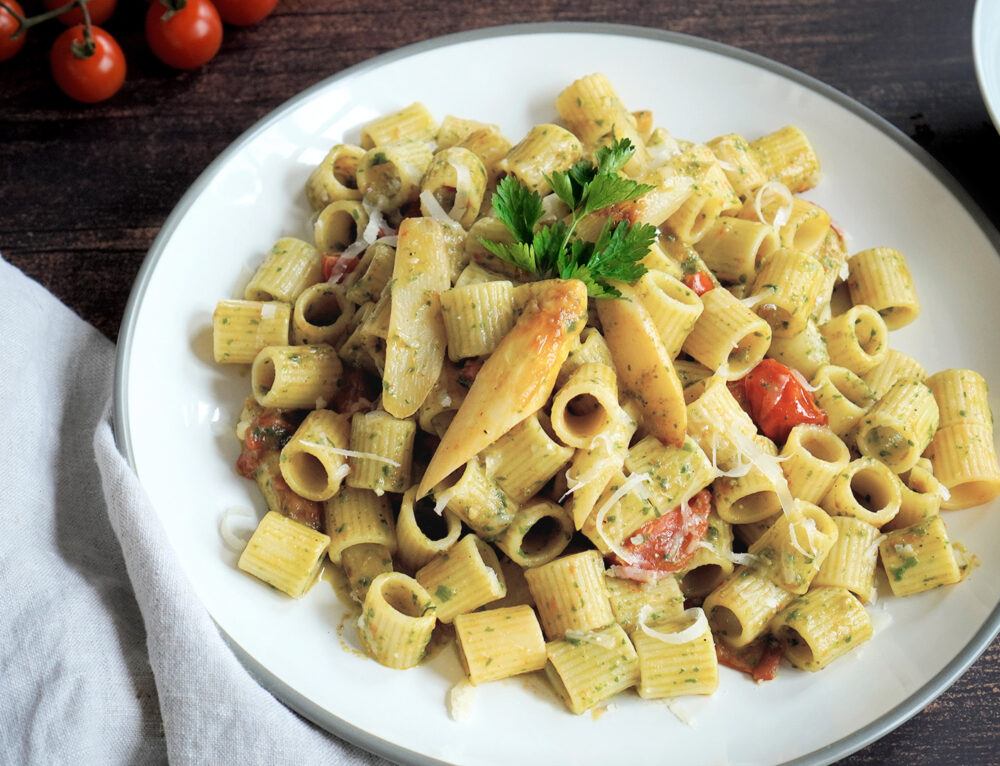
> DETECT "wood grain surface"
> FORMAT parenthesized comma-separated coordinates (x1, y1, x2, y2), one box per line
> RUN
(2, 0, 999, 763)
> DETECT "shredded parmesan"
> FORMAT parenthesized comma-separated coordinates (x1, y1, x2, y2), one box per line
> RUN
(665, 700, 695, 726)
(606, 564, 663, 583)
(447, 679, 476, 722)
(420, 189, 454, 226)
(219, 507, 256, 552)
(448, 159, 473, 223)
(752, 181, 794, 231)
(593, 472, 652, 564)
(297, 441, 401, 467)
(723, 419, 798, 518)
(433, 486, 456, 516)
(637, 606, 709, 645)
(696, 541, 760, 566)
(376, 235, 399, 247)
(788, 516, 820, 558)
(361, 198, 387, 244)
(332, 463, 351, 481)
(260, 303, 277, 320)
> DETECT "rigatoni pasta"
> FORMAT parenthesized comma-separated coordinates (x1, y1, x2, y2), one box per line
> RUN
(215, 74, 997, 717)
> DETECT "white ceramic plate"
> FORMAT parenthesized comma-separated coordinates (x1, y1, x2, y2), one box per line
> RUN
(116, 23, 1000, 766)
(974, 0, 1000, 131)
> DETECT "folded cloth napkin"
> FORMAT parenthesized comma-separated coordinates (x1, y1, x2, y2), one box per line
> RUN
(0, 257, 387, 765)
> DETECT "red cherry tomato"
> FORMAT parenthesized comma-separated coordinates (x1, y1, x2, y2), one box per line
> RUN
(321, 252, 360, 283)
(145, 0, 222, 70)
(50, 24, 126, 103)
(613, 488, 713, 575)
(738, 358, 828, 443)
(43, 0, 117, 26)
(212, 0, 277, 25)
(0, 0, 26, 62)
(682, 270, 715, 296)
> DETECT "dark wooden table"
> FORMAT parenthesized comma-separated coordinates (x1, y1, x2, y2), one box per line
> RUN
(2, 1, 998, 763)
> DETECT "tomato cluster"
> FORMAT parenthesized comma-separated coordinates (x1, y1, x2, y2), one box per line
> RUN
(1, 0, 279, 102)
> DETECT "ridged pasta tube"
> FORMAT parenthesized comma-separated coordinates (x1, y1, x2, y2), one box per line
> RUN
(847, 247, 920, 330)
(631, 610, 718, 698)
(439, 280, 516, 361)
(251, 344, 342, 409)
(278, 409, 352, 501)
(809, 365, 877, 438)
(357, 572, 436, 669)
(779, 424, 851, 505)
(360, 102, 436, 149)
(750, 248, 826, 337)
(634, 270, 704, 359)
(694, 216, 778, 286)
(855, 378, 939, 473)
(771, 586, 872, 671)
(244, 238, 322, 304)
(314, 199, 368, 253)
(237, 511, 330, 598)
(703, 566, 795, 648)
(480, 412, 573, 505)
(306, 143, 365, 209)
(820, 457, 901, 527)
(706, 133, 767, 198)
(550, 363, 620, 449)
(681, 287, 772, 379)
(925, 423, 1000, 510)
(213, 299, 290, 364)
(605, 575, 684, 634)
(748, 501, 839, 594)
(357, 139, 433, 210)
(433, 458, 516, 541)
(861, 347, 926, 401)
(454, 605, 547, 685)
(395, 487, 462, 572)
(812, 516, 881, 602)
(291, 283, 354, 347)
(497, 124, 582, 195)
(878, 516, 964, 596)
(420, 146, 488, 228)
(544, 623, 639, 715)
(416, 534, 507, 623)
(750, 125, 821, 193)
(345, 409, 416, 495)
(324, 487, 396, 565)
(525, 550, 614, 640)
(496, 500, 574, 568)
(819, 305, 889, 376)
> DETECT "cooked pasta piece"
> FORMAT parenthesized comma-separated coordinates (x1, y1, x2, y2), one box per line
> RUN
(604, 574, 684, 633)
(291, 283, 354, 347)
(544, 623, 639, 715)
(495, 499, 574, 568)
(454, 605, 547, 685)
(237, 511, 330, 598)
(346, 409, 416, 495)
(525, 550, 614, 640)
(244, 237, 323, 304)
(682, 287, 772, 380)
(395, 487, 462, 572)
(846, 247, 920, 330)
(382, 217, 450, 419)
(306, 143, 365, 208)
(820, 457, 901, 528)
(251, 344, 342, 410)
(779, 424, 851, 505)
(819, 305, 888, 376)
(278, 409, 352, 501)
(703, 566, 795, 648)
(879, 516, 964, 596)
(749, 125, 821, 193)
(213, 299, 291, 364)
(771, 586, 872, 671)
(497, 124, 583, 195)
(855, 378, 939, 473)
(360, 102, 436, 148)
(432, 458, 516, 540)
(480, 412, 573, 505)
(631, 609, 718, 698)
(357, 572, 436, 669)
(812, 516, 881, 602)
(748, 501, 839, 594)
(416, 534, 507, 623)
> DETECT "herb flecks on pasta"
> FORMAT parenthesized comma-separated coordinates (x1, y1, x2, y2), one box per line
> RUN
(216, 73, 998, 717)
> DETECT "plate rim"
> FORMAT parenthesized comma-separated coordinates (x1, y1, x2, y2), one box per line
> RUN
(973, 0, 1000, 132)
(113, 20, 1000, 766)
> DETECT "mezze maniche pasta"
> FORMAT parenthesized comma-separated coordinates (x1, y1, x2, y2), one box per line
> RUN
(213, 73, 1000, 716)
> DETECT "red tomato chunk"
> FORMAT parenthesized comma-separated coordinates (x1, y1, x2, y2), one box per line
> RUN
(735, 359, 827, 443)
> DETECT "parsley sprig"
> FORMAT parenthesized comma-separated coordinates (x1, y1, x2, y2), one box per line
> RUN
(480, 138, 657, 299)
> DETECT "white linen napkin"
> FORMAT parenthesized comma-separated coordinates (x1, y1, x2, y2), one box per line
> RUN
(0, 257, 388, 765)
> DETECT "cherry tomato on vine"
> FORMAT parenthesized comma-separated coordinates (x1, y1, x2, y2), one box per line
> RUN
(43, 0, 117, 26)
(212, 0, 277, 26)
(145, 0, 222, 70)
(50, 24, 126, 103)
(0, 0, 26, 62)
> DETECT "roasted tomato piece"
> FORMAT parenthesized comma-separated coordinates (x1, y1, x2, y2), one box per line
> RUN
(737, 358, 827, 443)
(613, 489, 713, 574)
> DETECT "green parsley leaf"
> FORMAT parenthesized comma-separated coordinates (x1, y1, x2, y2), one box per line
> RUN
(583, 174, 651, 215)
(594, 138, 637, 176)
(492, 176, 544, 243)
(480, 239, 537, 274)
(482, 137, 656, 298)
